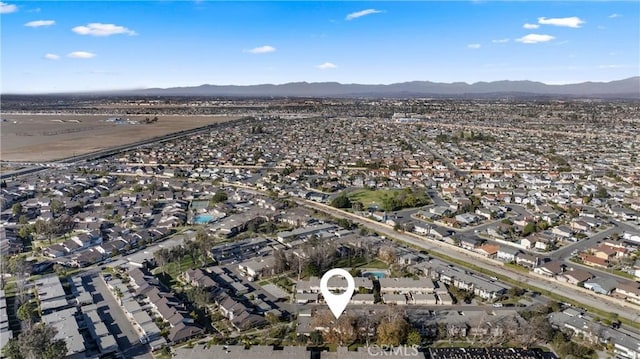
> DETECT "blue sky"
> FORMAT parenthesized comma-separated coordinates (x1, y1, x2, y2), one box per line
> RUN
(1, 1, 638, 93)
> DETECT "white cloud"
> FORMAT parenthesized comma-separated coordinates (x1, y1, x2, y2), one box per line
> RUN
(538, 16, 585, 28)
(523, 23, 539, 29)
(0, 2, 18, 13)
(598, 64, 624, 69)
(516, 34, 555, 44)
(316, 62, 337, 70)
(467, 43, 481, 49)
(25, 20, 55, 27)
(72, 23, 136, 36)
(346, 9, 382, 20)
(245, 45, 276, 54)
(44, 53, 60, 60)
(608, 13, 621, 19)
(492, 38, 510, 43)
(67, 51, 96, 59)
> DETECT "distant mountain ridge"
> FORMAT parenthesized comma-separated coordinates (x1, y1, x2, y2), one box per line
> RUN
(126, 77, 639, 98)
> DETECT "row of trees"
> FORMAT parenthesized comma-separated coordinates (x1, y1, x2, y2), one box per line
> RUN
(331, 188, 430, 212)
(309, 308, 421, 347)
(18, 216, 75, 242)
(378, 188, 430, 212)
(271, 240, 340, 279)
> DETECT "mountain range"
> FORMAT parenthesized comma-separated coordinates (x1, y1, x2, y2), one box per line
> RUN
(128, 77, 640, 98)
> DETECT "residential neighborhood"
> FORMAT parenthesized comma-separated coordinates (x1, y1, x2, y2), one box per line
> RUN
(1, 98, 639, 359)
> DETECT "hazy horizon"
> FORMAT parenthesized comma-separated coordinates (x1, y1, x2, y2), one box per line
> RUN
(2, 76, 639, 96)
(2, 1, 639, 94)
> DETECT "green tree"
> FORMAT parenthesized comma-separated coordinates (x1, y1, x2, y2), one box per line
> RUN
(1, 323, 67, 359)
(522, 222, 536, 236)
(210, 191, 228, 204)
(195, 228, 209, 242)
(330, 192, 351, 209)
(336, 218, 353, 229)
(113, 287, 123, 305)
(17, 226, 32, 239)
(536, 220, 549, 231)
(7, 255, 28, 277)
(376, 314, 410, 346)
(148, 181, 159, 194)
(406, 328, 422, 346)
(49, 199, 64, 216)
(11, 203, 23, 216)
(595, 187, 609, 199)
(17, 302, 37, 328)
(508, 286, 525, 298)
(309, 330, 324, 345)
(265, 312, 280, 325)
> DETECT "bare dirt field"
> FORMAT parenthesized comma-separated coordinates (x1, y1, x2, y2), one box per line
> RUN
(1, 114, 239, 162)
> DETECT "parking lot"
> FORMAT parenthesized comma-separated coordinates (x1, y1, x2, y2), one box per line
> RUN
(83, 271, 153, 359)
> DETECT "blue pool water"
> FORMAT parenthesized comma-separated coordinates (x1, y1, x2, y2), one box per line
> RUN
(194, 214, 213, 224)
(363, 271, 387, 279)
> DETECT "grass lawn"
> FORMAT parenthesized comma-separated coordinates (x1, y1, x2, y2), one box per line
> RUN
(359, 259, 390, 269)
(152, 256, 199, 286)
(334, 256, 368, 268)
(153, 348, 172, 359)
(610, 268, 635, 280)
(164, 256, 198, 278)
(432, 341, 476, 348)
(348, 189, 402, 208)
(274, 277, 294, 292)
(504, 262, 530, 273)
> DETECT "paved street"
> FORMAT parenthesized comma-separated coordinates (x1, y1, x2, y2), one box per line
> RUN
(392, 191, 635, 285)
(84, 272, 153, 359)
(551, 227, 616, 261)
(295, 198, 640, 325)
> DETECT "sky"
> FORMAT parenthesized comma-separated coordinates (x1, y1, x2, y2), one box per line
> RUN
(1, 1, 639, 94)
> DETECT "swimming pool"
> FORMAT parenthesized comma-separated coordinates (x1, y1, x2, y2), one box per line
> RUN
(194, 214, 213, 224)
(362, 271, 387, 279)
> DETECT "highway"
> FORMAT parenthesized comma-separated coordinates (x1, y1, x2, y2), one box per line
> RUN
(0, 117, 244, 180)
(293, 198, 640, 324)
(394, 191, 636, 285)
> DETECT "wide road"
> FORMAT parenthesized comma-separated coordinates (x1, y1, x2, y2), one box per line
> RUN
(294, 198, 640, 325)
(396, 190, 636, 285)
(0, 117, 244, 180)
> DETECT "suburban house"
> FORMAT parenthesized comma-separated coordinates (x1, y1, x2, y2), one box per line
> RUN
(559, 268, 594, 285)
(496, 246, 520, 262)
(615, 281, 640, 305)
(459, 237, 483, 251)
(534, 261, 566, 278)
(477, 244, 499, 258)
(579, 253, 610, 269)
(515, 253, 539, 269)
(583, 278, 618, 295)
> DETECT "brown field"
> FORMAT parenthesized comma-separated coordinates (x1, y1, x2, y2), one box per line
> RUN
(0, 114, 239, 162)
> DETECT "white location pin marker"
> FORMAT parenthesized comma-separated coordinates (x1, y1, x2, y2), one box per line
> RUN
(320, 268, 355, 320)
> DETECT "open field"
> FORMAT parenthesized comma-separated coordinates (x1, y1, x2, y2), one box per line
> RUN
(348, 189, 402, 208)
(0, 114, 240, 162)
